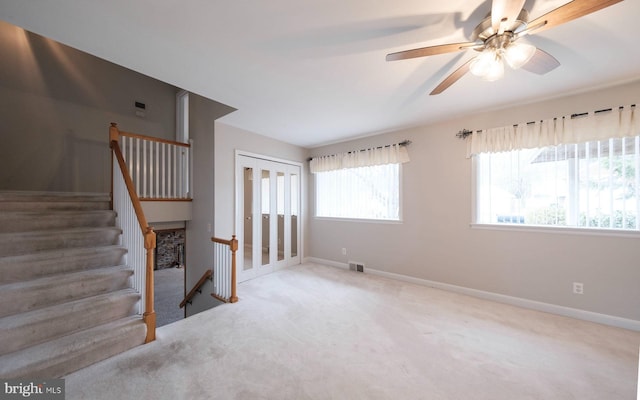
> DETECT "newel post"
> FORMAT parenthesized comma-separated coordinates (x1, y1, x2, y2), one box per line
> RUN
(109, 123, 119, 210)
(109, 122, 119, 143)
(229, 235, 238, 303)
(143, 226, 157, 343)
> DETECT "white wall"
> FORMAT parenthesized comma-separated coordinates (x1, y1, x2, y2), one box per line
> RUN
(308, 80, 640, 323)
(0, 21, 177, 192)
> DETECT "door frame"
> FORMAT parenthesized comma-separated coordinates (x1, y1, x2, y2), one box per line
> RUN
(235, 150, 303, 281)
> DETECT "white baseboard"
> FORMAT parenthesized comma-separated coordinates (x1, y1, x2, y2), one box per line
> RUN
(303, 257, 640, 332)
(304, 257, 349, 270)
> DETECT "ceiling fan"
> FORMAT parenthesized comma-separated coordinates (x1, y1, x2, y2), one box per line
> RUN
(386, 0, 624, 95)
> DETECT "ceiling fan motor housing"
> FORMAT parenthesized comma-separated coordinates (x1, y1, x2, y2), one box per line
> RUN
(471, 9, 530, 44)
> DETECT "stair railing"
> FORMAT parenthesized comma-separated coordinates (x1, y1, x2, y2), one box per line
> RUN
(110, 123, 156, 343)
(211, 235, 238, 303)
(113, 123, 192, 200)
(179, 270, 213, 308)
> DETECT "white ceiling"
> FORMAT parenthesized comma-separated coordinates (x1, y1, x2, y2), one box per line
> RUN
(1, 0, 639, 148)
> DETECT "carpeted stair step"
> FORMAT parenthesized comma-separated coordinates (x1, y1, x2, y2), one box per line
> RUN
(0, 289, 140, 355)
(0, 227, 122, 257)
(0, 191, 110, 211)
(0, 316, 146, 379)
(0, 245, 127, 283)
(0, 210, 116, 233)
(0, 190, 147, 378)
(0, 266, 134, 318)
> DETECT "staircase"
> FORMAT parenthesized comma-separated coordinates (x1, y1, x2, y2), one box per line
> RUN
(0, 191, 146, 378)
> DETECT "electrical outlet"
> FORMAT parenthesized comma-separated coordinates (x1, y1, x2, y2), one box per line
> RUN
(573, 282, 584, 295)
(342, 248, 347, 255)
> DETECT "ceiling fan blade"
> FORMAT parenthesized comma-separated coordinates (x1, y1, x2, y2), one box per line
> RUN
(430, 58, 474, 95)
(514, 20, 548, 39)
(386, 42, 478, 61)
(521, 48, 560, 75)
(492, 0, 527, 34)
(526, 0, 623, 35)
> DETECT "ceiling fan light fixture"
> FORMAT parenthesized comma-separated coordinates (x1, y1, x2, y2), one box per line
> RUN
(470, 50, 495, 77)
(483, 55, 504, 81)
(504, 42, 536, 69)
(470, 49, 504, 81)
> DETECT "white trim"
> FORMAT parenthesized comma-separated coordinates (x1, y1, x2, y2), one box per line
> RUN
(175, 90, 189, 143)
(236, 153, 303, 282)
(304, 257, 349, 270)
(470, 223, 640, 239)
(306, 257, 640, 332)
(313, 216, 403, 224)
(235, 150, 303, 168)
(234, 151, 303, 264)
(637, 350, 640, 400)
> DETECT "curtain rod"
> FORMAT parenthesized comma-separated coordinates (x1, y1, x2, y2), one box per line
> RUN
(307, 140, 411, 162)
(457, 104, 636, 139)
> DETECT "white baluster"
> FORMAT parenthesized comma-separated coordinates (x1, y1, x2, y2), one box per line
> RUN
(135, 138, 140, 195)
(156, 141, 160, 198)
(149, 141, 154, 198)
(113, 159, 146, 314)
(127, 137, 134, 179)
(188, 139, 194, 199)
(171, 144, 176, 198)
(161, 143, 166, 198)
(142, 139, 147, 198)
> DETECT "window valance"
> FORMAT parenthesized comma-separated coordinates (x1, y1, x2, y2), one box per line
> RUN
(310, 143, 410, 173)
(468, 104, 638, 156)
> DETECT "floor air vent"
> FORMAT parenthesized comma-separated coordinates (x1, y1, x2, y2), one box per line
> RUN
(348, 261, 365, 272)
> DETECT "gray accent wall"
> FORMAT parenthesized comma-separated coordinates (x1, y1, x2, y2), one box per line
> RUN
(307, 80, 640, 322)
(0, 20, 177, 192)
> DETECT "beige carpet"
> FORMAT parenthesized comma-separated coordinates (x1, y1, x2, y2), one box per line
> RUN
(154, 267, 185, 327)
(65, 263, 640, 399)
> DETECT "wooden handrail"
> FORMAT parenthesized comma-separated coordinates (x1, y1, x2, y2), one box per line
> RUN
(211, 236, 235, 246)
(211, 235, 238, 303)
(180, 269, 212, 308)
(110, 124, 149, 232)
(110, 122, 157, 343)
(117, 129, 191, 148)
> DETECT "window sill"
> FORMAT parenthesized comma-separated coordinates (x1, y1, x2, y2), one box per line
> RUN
(314, 216, 403, 225)
(470, 223, 640, 238)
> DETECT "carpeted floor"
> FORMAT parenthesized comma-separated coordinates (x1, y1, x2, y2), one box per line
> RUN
(65, 263, 640, 399)
(154, 267, 185, 327)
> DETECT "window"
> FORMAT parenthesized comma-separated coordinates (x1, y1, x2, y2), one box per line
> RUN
(315, 163, 401, 221)
(476, 136, 640, 230)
